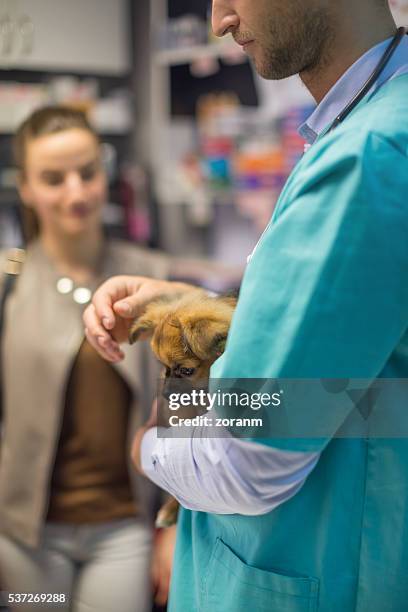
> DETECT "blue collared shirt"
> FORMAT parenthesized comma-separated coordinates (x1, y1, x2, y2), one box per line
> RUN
(300, 34, 408, 145)
(141, 35, 408, 517)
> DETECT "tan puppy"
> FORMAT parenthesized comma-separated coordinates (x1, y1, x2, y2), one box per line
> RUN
(129, 290, 237, 526)
(129, 290, 236, 394)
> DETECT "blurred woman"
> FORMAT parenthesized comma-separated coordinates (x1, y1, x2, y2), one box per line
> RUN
(0, 106, 176, 612)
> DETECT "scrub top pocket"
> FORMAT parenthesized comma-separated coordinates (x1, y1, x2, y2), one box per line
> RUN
(201, 538, 319, 612)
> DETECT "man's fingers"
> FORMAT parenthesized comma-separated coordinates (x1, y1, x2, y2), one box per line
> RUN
(113, 281, 174, 320)
(84, 276, 190, 363)
(84, 328, 124, 362)
(94, 276, 190, 324)
(96, 335, 125, 362)
(101, 316, 115, 330)
(83, 304, 110, 345)
(113, 284, 159, 319)
(113, 299, 136, 318)
(91, 291, 115, 329)
(91, 276, 137, 326)
(83, 304, 124, 362)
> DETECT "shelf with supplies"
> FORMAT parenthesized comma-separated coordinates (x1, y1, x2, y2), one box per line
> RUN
(143, 0, 316, 265)
(0, 77, 133, 136)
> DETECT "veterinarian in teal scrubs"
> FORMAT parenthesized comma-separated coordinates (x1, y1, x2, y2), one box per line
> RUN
(84, 1, 408, 610)
(167, 65, 408, 612)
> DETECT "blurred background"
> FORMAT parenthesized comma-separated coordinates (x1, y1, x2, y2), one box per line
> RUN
(1, 2, 408, 611)
(0, 0, 407, 269)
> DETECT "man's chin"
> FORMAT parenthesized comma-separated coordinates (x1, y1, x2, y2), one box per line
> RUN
(255, 61, 298, 80)
(252, 50, 299, 80)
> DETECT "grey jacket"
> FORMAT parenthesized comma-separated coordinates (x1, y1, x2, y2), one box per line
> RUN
(0, 239, 170, 547)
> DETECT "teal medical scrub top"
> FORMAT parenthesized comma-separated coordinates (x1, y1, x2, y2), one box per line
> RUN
(169, 75, 408, 612)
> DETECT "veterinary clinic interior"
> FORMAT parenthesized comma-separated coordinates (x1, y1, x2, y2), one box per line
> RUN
(1, 1, 407, 612)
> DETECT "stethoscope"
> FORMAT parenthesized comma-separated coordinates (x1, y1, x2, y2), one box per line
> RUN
(246, 26, 407, 265)
(330, 26, 407, 131)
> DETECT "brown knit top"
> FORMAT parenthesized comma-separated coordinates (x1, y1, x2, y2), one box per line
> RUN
(46, 339, 137, 523)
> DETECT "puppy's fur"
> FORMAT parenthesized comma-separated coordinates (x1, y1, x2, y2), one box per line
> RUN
(129, 290, 236, 395)
(129, 290, 237, 526)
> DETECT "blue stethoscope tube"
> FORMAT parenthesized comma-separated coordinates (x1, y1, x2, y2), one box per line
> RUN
(330, 26, 406, 131)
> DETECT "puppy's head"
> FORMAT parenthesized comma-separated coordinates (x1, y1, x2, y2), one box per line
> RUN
(129, 291, 236, 396)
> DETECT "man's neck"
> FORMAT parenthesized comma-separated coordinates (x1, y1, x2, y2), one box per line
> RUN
(300, 18, 397, 103)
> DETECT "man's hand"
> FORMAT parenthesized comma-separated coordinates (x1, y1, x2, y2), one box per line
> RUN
(151, 525, 177, 607)
(83, 275, 193, 362)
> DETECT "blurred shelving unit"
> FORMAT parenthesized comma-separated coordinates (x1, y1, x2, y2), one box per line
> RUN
(133, 0, 315, 270)
(134, 0, 264, 263)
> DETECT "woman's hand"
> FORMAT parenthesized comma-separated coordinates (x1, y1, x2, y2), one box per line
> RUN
(83, 275, 193, 362)
(151, 525, 177, 607)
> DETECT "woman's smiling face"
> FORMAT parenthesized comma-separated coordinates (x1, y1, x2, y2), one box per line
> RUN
(19, 127, 107, 239)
